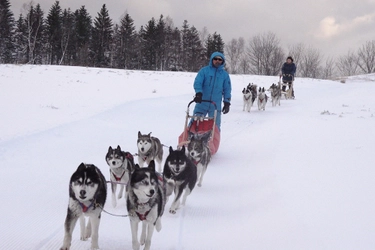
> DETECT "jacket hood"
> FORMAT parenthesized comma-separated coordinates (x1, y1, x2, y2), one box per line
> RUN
(209, 51, 226, 69)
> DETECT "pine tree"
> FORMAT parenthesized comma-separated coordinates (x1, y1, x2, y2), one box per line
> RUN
(24, 3, 44, 64)
(141, 17, 157, 70)
(46, 1, 62, 64)
(112, 12, 137, 69)
(60, 8, 75, 65)
(91, 4, 113, 67)
(73, 6, 92, 66)
(0, 0, 15, 63)
(14, 14, 28, 63)
(205, 32, 224, 60)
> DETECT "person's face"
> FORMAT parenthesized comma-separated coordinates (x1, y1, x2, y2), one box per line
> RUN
(212, 57, 223, 67)
(287, 59, 292, 64)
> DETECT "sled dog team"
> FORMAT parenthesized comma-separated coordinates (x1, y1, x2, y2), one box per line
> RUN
(242, 81, 293, 112)
(60, 131, 211, 250)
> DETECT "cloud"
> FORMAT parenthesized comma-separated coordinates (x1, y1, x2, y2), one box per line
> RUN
(314, 13, 375, 39)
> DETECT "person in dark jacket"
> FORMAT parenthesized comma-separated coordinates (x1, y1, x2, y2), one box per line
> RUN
(280, 56, 297, 98)
(193, 51, 232, 130)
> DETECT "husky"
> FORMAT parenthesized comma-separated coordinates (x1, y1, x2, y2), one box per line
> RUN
(127, 160, 166, 250)
(257, 87, 268, 111)
(187, 131, 211, 187)
(105, 145, 135, 207)
(242, 87, 253, 112)
(247, 83, 258, 104)
(137, 131, 163, 172)
(163, 146, 197, 214)
(60, 163, 107, 250)
(268, 83, 281, 106)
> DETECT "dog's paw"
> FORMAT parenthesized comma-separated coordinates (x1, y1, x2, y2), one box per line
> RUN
(132, 240, 141, 250)
(197, 183, 202, 187)
(169, 209, 177, 214)
(89, 244, 100, 250)
(59, 245, 70, 250)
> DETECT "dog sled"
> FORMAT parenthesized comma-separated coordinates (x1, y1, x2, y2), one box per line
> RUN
(178, 100, 220, 155)
(279, 75, 294, 99)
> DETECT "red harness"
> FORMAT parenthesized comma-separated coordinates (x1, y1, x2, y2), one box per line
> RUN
(111, 170, 126, 182)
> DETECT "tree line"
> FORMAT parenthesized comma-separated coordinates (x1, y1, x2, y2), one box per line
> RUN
(0, 0, 224, 71)
(1, 0, 375, 78)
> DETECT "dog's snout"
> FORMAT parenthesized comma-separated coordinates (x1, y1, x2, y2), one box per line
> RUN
(112, 161, 116, 165)
(190, 152, 195, 156)
(80, 190, 86, 196)
(150, 189, 155, 195)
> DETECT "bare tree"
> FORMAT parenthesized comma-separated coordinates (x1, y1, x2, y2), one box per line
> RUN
(299, 46, 322, 78)
(246, 32, 284, 76)
(336, 50, 359, 76)
(357, 40, 375, 74)
(224, 37, 245, 74)
(320, 57, 336, 79)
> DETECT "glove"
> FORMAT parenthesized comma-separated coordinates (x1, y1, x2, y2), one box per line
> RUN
(194, 92, 202, 103)
(222, 102, 230, 114)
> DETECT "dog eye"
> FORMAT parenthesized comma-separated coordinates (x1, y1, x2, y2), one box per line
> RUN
(142, 180, 149, 185)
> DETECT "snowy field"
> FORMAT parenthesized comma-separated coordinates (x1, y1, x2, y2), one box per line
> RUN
(0, 64, 374, 250)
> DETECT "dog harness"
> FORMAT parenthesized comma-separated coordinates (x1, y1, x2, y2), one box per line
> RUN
(111, 170, 126, 182)
(136, 202, 151, 221)
(79, 199, 96, 213)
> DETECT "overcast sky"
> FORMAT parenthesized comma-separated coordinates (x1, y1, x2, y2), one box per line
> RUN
(10, 0, 375, 60)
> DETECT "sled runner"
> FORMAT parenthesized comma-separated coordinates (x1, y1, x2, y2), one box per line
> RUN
(178, 100, 220, 155)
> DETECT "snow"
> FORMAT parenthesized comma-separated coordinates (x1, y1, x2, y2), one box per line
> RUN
(0, 64, 374, 250)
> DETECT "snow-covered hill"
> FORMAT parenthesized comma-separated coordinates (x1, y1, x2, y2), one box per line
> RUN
(0, 65, 374, 250)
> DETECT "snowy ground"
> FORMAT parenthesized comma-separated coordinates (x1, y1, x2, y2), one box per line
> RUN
(0, 64, 374, 250)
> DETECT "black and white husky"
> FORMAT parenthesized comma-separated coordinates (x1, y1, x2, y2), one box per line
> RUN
(257, 87, 268, 111)
(242, 87, 253, 112)
(268, 83, 281, 106)
(163, 146, 197, 214)
(137, 131, 163, 172)
(126, 160, 166, 250)
(187, 132, 211, 187)
(60, 163, 107, 250)
(105, 145, 135, 207)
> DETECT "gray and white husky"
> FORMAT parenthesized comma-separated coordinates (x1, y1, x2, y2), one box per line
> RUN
(126, 160, 166, 250)
(163, 146, 197, 214)
(137, 131, 163, 172)
(242, 87, 253, 112)
(257, 87, 268, 111)
(105, 145, 135, 207)
(60, 163, 107, 250)
(268, 83, 281, 106)
(187, 131, 211, 187)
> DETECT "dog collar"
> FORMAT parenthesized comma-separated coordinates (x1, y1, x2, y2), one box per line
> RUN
(244, 95, 251, 101)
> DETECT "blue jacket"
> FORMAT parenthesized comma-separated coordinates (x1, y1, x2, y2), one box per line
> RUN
(194, 52, 232, 110)
(281, 62, 296, 76)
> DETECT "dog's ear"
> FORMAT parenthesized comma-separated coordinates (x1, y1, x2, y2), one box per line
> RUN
(116, 145, 121, 151)
(148, 160, 155, 172)
(138, 131, 141, 138)
(201, 131, 211, 142)
(77, 162, 86, 171)
(148, 132, 152, 137)
(242, 88, 245, 93)
(108, 146, 113, 152)
(180, 145, 185, 154)
(169, 146, 174, 153)
(188, 131, 195, 141)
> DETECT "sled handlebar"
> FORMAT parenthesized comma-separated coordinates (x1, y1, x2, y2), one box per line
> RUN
(188, 100, 217, 109)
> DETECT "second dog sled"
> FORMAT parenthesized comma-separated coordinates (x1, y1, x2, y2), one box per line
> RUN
(178, 100, 220, 155)
(279, 75, 294, 99)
